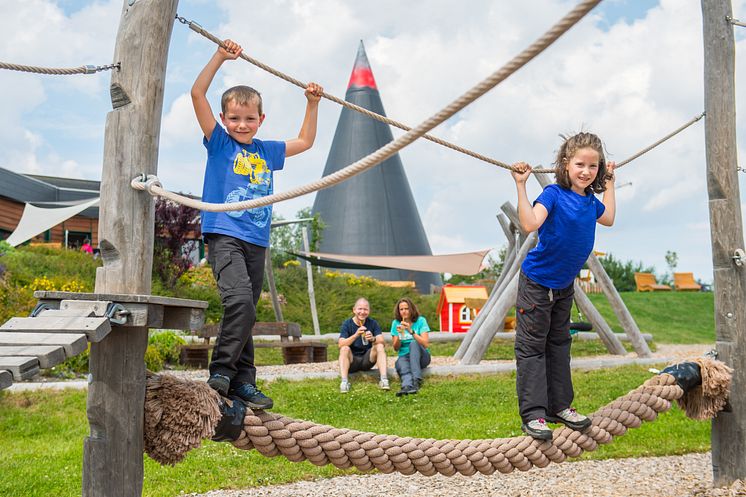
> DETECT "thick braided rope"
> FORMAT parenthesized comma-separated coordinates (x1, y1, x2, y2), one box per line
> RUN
(132, 0, 600, 213)
(227, 374, 681, 476)
(0, 61, 119, 75)
(178, 15, 514, 172)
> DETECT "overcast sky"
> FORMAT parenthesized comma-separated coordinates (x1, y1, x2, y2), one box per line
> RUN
(1, 0, 745, 283)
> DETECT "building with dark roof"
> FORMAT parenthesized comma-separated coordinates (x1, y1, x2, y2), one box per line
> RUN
(0, 166, 100, 246)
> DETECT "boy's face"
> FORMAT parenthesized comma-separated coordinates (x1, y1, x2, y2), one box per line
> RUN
(220, 99, 265, 144)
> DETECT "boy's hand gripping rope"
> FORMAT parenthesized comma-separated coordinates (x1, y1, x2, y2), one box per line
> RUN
(133, 0, 602, 213)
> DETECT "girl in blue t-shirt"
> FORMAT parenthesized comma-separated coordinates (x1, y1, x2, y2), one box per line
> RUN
(390, 298, 431, 396)
(510, 132, 616, 440)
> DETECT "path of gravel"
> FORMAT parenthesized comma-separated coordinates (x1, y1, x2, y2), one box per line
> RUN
(187, 452, 746, 497)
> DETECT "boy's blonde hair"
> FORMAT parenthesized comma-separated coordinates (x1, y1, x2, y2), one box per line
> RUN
(553, 132, 608, 194)
(221, 85, 263, 114)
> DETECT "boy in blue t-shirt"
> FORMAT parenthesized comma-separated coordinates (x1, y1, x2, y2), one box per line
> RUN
(192, 39, 323, 408)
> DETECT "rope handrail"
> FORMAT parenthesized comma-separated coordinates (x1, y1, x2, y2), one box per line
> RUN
(133, 0, 602, 213)
(176, 15, 516, 172)
(132, 110, 705, 211)
(0, 61, 120, 76)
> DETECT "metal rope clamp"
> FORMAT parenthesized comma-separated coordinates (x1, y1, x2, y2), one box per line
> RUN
(732, 248, 746, 267)
(106, 303, 130, 325)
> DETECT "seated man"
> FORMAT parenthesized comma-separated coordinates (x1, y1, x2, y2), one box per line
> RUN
(338, 298, 389, 393)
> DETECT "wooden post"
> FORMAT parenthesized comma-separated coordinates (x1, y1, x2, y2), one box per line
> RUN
(573, 280, 627, 355)
(586, 254, 651, 357)
(460, 273, 519, 365)
(702, 0, 746, 485)
(264, 247, 284, 322)
(301, 225, 321, 336)
(83, 1, 178, 496)
(456, 232, 537, 361)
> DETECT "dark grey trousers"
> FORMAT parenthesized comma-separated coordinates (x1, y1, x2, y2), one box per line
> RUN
(395, 340, 431, 389)
(514, 271, 575, 423)
(206, 234, 265, 385)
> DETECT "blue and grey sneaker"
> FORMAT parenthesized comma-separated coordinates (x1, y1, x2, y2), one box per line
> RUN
(207, 373, 230, 397)
(229, 383, 274, 410)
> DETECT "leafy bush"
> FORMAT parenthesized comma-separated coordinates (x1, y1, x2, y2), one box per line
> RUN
(144, 345, 164, 371)
(153, 198, 201, 289)
(148, 331, 187, 364)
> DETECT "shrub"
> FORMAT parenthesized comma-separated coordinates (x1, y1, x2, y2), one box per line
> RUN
(148, 331, 186, 365)
(144, 345, 164, 371)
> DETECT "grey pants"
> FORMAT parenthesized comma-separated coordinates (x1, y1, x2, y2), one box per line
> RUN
(514, 271, 575, 423)
(395, 340, 431, 389)
(206, 234, 265, 385)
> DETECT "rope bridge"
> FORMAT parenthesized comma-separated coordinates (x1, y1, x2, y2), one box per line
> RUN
(145, 357, 731, 475)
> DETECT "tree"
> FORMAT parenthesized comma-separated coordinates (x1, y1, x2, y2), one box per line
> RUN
(597, 253, 656, 292)
(269, 207, 325, 267)
(153, 198, 201, 289)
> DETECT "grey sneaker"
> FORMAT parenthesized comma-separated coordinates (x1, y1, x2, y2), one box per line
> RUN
(340, 379, 350, 393)
(521, 418, 553, 440)
(379, 378, 390, 390)
(546, 408, 592, 431)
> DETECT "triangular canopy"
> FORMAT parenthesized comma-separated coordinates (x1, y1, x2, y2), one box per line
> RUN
(6, 197, 100, 247)
(291, 249, 490, 275)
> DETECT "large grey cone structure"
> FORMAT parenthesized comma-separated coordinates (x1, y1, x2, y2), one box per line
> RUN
(312, 41, 441, 292)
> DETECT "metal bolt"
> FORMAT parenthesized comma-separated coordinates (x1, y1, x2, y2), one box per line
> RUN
(726, 312, 734, 319)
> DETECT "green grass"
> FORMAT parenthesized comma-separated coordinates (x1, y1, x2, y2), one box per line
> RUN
(587, 292, 715, 343)
(0, 365, 711, 497)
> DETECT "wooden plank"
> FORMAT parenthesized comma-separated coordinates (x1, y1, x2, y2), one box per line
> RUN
(0, 356, 40, 380)
(161, 306, 205, 331)
(252, 322, 302, 338)
(0, 345, 67, 369)
(0, 332, 87, 357)
(1, 316, 111, 343)
(0, 370, 11, 390)
(701, 0, 746, 486)
(36, 291, 208, 309)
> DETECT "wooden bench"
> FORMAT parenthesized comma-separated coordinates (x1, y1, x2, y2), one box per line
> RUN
(674, 272, 702, 291)
(634, 272, 672, 292)
(180, 321, 328, 367)
(253, 322, 328, 364)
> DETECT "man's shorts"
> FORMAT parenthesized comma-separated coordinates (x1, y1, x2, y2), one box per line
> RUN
(349, 349, 376, 373)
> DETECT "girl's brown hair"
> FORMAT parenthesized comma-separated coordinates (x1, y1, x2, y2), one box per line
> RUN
(394, 298, 420, 322)
(553, 132, 608, 194)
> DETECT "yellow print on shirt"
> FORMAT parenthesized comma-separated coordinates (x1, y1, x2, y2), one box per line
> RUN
(233, 150, 270, 185)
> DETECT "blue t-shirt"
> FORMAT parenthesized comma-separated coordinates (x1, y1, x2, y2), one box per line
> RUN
(390, 316, 430, 356)
(200, 123, 286, 247)
(339, 317, 382, 356)
(521, 184, 605, 289)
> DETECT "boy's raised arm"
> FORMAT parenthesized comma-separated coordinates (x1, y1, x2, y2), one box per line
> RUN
(285, 82, 324, 158)
(191, 40, 243, 141)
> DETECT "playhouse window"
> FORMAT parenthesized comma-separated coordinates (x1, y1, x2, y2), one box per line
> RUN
(459, 305, 472, 323)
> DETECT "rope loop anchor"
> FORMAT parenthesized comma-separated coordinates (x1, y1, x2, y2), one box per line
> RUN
(130, 174, 163, 196)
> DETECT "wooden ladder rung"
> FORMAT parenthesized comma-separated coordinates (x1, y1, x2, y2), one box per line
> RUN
(0, 345, 67, 369)
(0, 332, 87, 357)
(0, 356, 40, 380)
(1, 316, 111, 342)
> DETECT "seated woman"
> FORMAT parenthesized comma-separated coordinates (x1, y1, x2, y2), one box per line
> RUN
(390, 298, 431, 396)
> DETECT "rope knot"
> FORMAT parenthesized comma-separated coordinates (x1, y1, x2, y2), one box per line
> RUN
(130, 174, 163, 195)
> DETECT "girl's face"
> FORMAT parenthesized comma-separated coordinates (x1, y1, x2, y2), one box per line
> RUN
(564, 147, 600, 195)
(398, 302, 411, 320)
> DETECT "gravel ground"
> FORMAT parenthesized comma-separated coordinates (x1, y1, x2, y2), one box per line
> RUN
(186, 453, 746, 497)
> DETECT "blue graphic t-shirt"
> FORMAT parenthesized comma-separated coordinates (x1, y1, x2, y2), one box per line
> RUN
(201, 123, 286, 247)
(521, 184, 605, 289)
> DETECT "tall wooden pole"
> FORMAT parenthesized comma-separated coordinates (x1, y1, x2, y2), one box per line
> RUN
(702, 0, 746, 485)
(264, 247, 284, 322)
(84, 1, 177, 495)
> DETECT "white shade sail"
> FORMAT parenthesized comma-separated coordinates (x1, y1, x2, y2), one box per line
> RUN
(6, 197, 100, 247)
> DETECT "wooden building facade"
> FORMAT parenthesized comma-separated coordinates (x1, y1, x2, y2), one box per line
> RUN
(0, 166, 100, 247)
